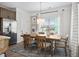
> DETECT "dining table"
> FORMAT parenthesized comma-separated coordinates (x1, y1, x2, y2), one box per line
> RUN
(31, 34, 62, 56)
(22, 33, 62, 56)
(30, 33, 62, 41)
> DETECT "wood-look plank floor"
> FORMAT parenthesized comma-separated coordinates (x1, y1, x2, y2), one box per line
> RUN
(6, 42, 69, 57)
(6, 42, 25, 57)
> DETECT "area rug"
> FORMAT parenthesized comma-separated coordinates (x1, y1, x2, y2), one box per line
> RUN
(10, 46, 67, 57)
(9, 42, 67, 57)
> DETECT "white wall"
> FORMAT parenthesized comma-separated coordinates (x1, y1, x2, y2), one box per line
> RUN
(59, 5, 71, 37)
(78, 4, 79, 56)
(16, 4, 72, 45)
(16, 8, 31, 43)
(70, 3, 79, 56)
(32, 4, 71, 38)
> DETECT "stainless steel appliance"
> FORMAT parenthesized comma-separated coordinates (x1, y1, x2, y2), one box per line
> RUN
(3, 18, 17, 45)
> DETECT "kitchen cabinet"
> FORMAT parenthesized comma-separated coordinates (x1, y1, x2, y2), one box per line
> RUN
(0, 7, 16, 20)
(0, 7, 7, 18)
(0, 18, 3, 34)
(0, 7, 17, 45)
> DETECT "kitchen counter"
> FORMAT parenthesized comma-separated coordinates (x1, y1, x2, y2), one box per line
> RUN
(1, 32, 17, 45)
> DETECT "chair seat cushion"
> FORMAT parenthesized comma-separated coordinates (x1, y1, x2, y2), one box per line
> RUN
(56, 45, 65, 48)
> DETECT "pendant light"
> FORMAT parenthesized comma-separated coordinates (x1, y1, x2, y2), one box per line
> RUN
(37, 2, 44, 24)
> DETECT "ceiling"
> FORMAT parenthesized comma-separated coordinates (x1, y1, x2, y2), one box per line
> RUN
(0, 2, 72, 12)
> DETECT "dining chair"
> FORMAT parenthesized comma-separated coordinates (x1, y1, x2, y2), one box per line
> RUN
(36, 35, 51, 56)
(0, 38, 9, 57)
(54, 35, 69, 56)
(23, 34, 32, 49)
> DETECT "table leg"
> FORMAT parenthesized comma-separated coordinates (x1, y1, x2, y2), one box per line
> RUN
(51, 40, 53, 56)
(53, 40, 56, 55)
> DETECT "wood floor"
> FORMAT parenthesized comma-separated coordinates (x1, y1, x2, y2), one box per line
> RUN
(6, 42, 69, 57)
(6, 42, 25, 57)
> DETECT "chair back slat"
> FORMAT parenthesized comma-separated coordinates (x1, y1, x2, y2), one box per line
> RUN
(23, 34, 32, 48)
(55, 35, 69, 46)
(36, 36, 46, 48)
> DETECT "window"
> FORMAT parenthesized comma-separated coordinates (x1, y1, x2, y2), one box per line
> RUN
(37, 12, 60, 34)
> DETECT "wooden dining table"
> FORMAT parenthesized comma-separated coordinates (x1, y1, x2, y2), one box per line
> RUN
(21, 33, 62, 56)
(30, 33, 62, 41)
(31, 34, 62, 55)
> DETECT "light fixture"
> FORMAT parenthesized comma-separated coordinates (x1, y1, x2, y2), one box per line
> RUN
(37, 2, 44, 24)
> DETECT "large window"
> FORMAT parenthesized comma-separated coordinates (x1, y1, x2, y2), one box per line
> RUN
(37, 12, 60, 34)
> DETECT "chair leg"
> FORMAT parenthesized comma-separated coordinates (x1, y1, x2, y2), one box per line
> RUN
(44, 48, 46, 56)
(68, 46, 71, 57)
(24, 45, 26, 49)
(24, 43, 29, 49)
(54, 41, 56, 55)
(54, 48, 56, 55)
(69, 49, 71, 57)
(24, 41, 29, 49)
(30, 44, 33, 52)
(24, 42, 26, 49)
(65, 48, 67, 56)
(4, 52, 7, 57)
(50, 49, 53, 56)
(50, 41, 54, 56)
(38, 48, 41, 55)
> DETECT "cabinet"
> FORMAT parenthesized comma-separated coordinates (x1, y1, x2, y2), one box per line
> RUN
(7, 10, 16, 20)
(0, 7, 16, 20)
(0, 18, 3, 34)
(0, 8, 8, 18)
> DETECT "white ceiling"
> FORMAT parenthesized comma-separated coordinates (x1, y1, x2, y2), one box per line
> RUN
(0, 2, 72, 12)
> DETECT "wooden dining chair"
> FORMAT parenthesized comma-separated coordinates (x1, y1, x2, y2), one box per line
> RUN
(23, 34, 32, 49)
(54, 35, 69, 56)
(36, 36, 51, 56)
